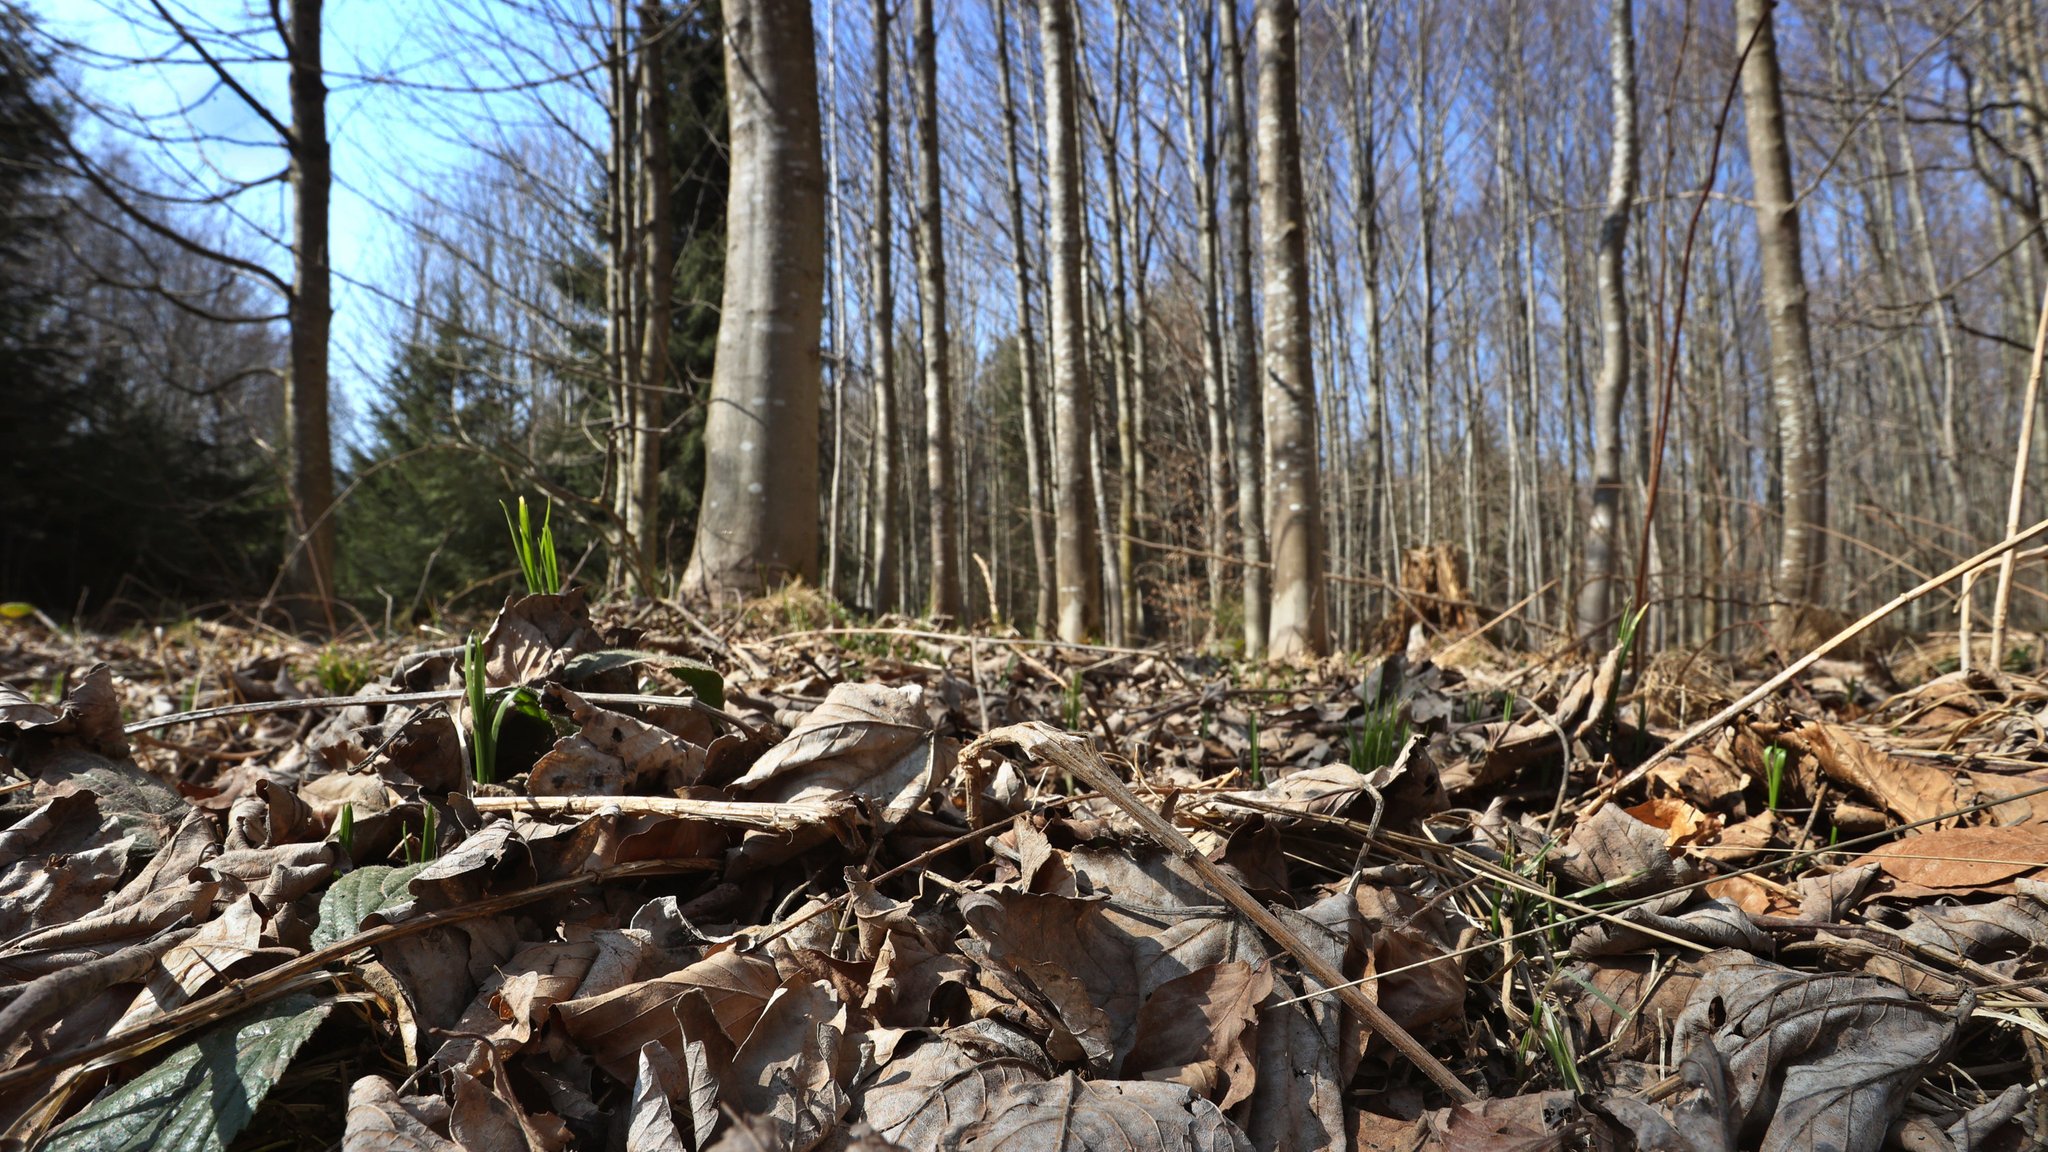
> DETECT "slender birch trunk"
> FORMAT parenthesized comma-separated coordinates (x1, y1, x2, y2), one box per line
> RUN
(1577, 0, 1637, 645)
(1736, 0, 1827, 627)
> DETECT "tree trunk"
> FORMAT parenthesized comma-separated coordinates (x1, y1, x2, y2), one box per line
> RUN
(1736, 0, 1826, 627)
(994, 0, 1054, 636)
(866, 0, 898, 614)
(1576, 0, 1636, 646)
(628, 0, 671, 594)
(284, 0, 335, 623)
(1254, 0, 1324, 659)
(1220, 0, 1267, 658)
(683, 0, 823, 598)
(1180, 8, 1231, 649)
(1040, 0, 1101, 642)
(912, 0, 960, 620)
(1342, 0, 1383, 622)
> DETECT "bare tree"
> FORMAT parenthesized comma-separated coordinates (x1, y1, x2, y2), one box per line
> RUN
(624, 1, 671, 593)
(1576, 0, 1636, 645)
(1041, 0, 1101, 641)
(995, 0, 1055, 635)
(1220, 0, 1266, 658)
(1736, 0, 1826, 628)
(867, 0, 900, 613)
(683, 0, 825, 597)
(1253, 0, 1324, 659)
(913, 0, 962, 619)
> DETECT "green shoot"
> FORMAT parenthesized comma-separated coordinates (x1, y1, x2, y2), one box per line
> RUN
(1502, 694, 1515, 725)
(1247, 710, 1263, 788)
(464, 629, 541, 786)
(336, 801, 355, 858)
(1347, 701, 1409, 773)
(465, 632, 492, 783)
(313, 647, 375, 698)
(502, 496, 561, 595)
(1198, 708, 1211, 742)
(1615, 597, 1649, 657)
(1763, 744, 1788, 811)
(408, 804, 438, 864)
(1065, 671, 1084, 730)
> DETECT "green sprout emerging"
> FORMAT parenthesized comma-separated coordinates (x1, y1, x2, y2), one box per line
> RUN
(336, 801, 355, 858)
(502, 496, 560, 595)
(407, 804, 438, 864)
(1348, 701, 1409, 773)
(1247, 710, 1264, 788)
(1065, 671, 1085, 730)
(464, 631, 539, 786)
(1763, 744, 1789, 812)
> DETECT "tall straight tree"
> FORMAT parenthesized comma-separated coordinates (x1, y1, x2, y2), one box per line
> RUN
(912, 0, 961, 619)
(866, 0, 899, 613)
(1254, 0, 1325, 658)
(1220, 0, 1267, 658)
(684, 0, 824, 597)
(1040, 0, 1101, 641)
(626, 0, 672, 593)
(284, 0, 333, 619)
(994, 0, 1055, 635)
(61, 0, 336, 619)
(1576, 0, 1636, 645)
(1736, 0, 1825, 626)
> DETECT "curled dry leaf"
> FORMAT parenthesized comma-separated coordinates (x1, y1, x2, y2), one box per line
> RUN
(1630, 951, 1968, 1152)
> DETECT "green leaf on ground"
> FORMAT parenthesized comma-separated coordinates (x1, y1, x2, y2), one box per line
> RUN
(313, 862, 428, 950)
(42, 994, 332, 1152)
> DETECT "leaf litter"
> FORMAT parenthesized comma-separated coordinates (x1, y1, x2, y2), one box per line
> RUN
(3, 595, 2048, 1150)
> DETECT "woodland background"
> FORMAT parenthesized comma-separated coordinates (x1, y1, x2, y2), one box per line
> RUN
(4, 0, 2047, 661)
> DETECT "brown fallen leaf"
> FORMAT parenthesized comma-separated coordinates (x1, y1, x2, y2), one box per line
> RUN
(1853, 823, 2048, 890)
(1644, 951, 1967, 1152)
(1784, 723, 1960, 828)
(857, 1021, 1050, 1152)
(555, 947, 780, 1083)
(1122, 960, 1269, 1109)
(345, 1074, 460, 1152)
(960, 1072, 1252, 1152)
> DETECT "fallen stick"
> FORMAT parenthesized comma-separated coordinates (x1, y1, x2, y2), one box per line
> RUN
(469, 794, 851, 831)
(963, 721, 1478, 1102)
(1585, 513, 2048, 813)
(124, 687, 747, 736)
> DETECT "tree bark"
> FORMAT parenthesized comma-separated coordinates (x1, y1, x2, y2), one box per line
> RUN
(683, 0, 824, 598)
(628, 0, 671, 594)
(1736, 0, 1826, 627)
(866, 0, 898, 614)
(1220, 0, 1267, 658)
(1255, 0, 1325, 659)
(1576, 0, 1636, 646)
(1342, 0, 1383, 621)
(1180, 8, 1231, 649)
(994, 0, 1055, 636)
(284, 0, 335, 623)
(1040, 0, 1101, 641)
(913, 0, 961, 620)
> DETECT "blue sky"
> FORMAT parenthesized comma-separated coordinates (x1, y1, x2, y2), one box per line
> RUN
(30, 0, 596, 433)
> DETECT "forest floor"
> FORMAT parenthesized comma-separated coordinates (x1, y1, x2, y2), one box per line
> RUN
(2, 584, 2046, 1151)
